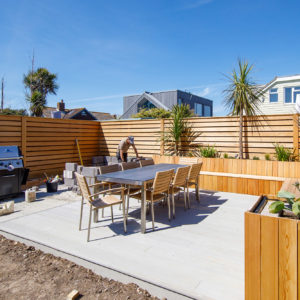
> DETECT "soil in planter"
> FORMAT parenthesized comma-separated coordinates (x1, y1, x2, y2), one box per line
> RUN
(262, 201, 300, 220)
(0, 235, 160, 300)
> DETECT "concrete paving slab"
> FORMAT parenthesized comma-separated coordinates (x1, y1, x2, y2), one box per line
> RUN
(0, 188, 257, 300)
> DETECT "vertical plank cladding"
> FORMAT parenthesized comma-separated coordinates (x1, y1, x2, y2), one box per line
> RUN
(298, 222, 300, 300)
(279, 218, 297, 300)
(261, 215, 279, 300)
(245, 212, 261, 300)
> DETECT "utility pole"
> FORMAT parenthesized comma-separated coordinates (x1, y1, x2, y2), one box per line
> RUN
(1, 77, 4, 112)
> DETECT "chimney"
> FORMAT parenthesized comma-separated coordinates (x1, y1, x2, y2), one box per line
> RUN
(57, 99, 65, 111)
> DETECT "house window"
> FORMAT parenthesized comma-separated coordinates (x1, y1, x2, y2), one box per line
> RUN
(195, 103, 203, 116)
(178, 98, 182, 105)
(137, 100, 156, 111)
(204, 105, 211, 116)
(269, 88, 278, 102)
(285, 88, 292, 103)
(294, 87, 300, 102)
(284, 87, 300, 103)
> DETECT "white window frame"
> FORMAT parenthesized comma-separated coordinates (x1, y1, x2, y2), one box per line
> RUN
(284, 86, 300, 104)
(269, 88, 278, 103)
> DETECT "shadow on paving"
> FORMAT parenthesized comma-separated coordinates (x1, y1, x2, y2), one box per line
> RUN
(85, 190, 227, 240)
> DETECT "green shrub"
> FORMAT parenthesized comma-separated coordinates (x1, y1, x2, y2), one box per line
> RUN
(199, 145, 219, 158)
(253, 156, 260, 160)
(265, 154, 271, 161)
(223, 153, 229, 159)
(273, 143, 296, 161)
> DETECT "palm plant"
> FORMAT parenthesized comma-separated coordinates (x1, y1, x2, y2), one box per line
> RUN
(24, 68, 58, 116)
(29, 91, 45, 117)
(223, 59, 262, 159)
(161, 104, 199, 156)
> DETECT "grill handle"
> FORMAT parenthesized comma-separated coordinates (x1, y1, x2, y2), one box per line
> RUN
(1, 174, 16, 178)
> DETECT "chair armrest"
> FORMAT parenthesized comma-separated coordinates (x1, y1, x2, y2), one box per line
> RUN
(90, 187, 125, 199)
(88, 182, 109, 188)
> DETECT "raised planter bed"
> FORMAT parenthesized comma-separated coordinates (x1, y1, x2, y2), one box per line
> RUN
(245, 196, 300, 300)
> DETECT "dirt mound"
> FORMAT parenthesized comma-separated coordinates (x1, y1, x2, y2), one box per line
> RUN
(0, 235, 161, 300)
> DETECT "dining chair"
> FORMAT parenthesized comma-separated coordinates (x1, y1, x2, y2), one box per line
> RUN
(99, 164, 122, 214)
(121, 161, 142, 214)
(75, 173, 127, 242)
(186, 163, 203, 207)
(140, 158, 154, 167)
(169, 166, 191, 218)
(131, 169, 174, 231)
(121, 161, 140, 170)
(99, 164, 121, 175)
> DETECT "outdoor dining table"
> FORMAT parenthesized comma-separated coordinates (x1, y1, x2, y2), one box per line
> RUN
(96, 163, 186, 233)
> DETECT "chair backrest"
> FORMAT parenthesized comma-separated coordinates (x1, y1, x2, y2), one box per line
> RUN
(121, 161, 140, 171)
(75, 172, 92, 203)
(178, 157, 199, 165)
(140, 158, 154, 167)
(153, 169, 174, 194)
(280, 178, 300, 198)
(173, 166, 191, 187)
(187, 163, 203, 182)
(99, 164, 120, 174)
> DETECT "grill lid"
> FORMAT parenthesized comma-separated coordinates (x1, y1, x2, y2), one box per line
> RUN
(0, 146, 22, 159)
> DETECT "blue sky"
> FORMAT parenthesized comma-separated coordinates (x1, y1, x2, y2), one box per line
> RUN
(1, 0, 300, 116)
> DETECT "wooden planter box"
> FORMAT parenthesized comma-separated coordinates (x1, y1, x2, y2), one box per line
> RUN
(153, 155, 300, 196)
(245, 196, 300, 300)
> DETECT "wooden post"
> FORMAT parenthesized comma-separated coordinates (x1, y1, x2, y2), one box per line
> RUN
(21, 116, 27, 167)
(293, 114, 299, 159)
(160, 119, 164, 156)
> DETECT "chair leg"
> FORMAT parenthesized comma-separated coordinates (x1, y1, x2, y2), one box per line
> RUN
(102, 208, 104, 217)
(127, 188, 130, 216)
(151, 201, 155, 231)
(172, 193, 175, 218)
(187, 186, 191, 209)
(79, 195, 84, 231)
(186, 186, 189, 210)
(167, 195, 171, 221)
(111, 206, 114, 222)
(93, 208, 99, 223)
(183, 187, 187, 210)
(183, 189, 187, 211)
(196, 180, 200, 202)
(87, 205, 92, 242)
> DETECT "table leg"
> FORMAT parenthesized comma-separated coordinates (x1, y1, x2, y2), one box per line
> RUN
(141, 181, 146, 234)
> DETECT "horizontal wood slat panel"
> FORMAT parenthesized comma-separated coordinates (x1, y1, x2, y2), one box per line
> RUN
(0, 114, 299, 179)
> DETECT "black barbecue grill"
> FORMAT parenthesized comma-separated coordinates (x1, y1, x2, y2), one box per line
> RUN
(0, 146, 29, 200)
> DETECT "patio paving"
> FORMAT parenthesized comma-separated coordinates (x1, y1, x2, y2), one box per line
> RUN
(0, 186, 257, 300)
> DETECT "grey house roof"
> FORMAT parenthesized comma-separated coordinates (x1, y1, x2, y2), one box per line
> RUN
(121, 92, 169, 119)
(121, 89, 213, 119)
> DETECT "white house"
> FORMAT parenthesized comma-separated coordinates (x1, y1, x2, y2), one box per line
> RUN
(257, 74, 300, 115)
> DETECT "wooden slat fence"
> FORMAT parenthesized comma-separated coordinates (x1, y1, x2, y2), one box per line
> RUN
(99, 114, 299, 159)
(0, 116, 100, 178)
(162, 114, 298, 158)
(0, 114, 299, 181)
(99, 119, 161, 157)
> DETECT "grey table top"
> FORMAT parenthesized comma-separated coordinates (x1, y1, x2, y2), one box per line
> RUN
(96, 163, 186, 186)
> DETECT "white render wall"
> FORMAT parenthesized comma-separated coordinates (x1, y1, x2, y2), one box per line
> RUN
(257, 78, 300, 115)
